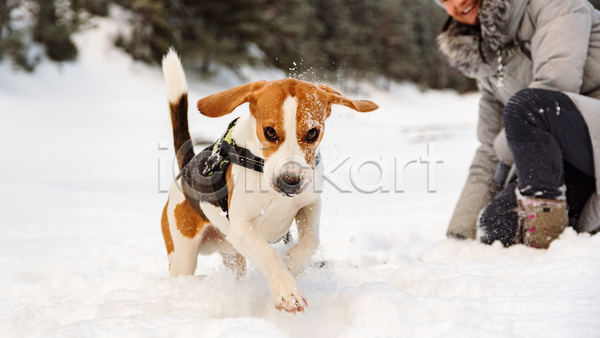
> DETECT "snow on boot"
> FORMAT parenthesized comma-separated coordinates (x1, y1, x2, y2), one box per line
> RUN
(516, 197, 568, 249)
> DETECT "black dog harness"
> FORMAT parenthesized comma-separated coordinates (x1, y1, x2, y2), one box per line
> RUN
(178, 118, 265, 219)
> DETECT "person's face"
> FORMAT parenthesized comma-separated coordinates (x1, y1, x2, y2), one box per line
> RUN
(441, 0, 480, 25)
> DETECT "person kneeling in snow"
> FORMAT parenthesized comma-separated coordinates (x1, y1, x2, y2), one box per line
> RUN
(435, 0, 600, 248)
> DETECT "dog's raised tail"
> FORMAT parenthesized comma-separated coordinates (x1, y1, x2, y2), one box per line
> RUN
(162, 48, 193, 171)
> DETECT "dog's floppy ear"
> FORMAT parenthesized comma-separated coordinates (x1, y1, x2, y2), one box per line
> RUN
(197, 80, 268, 118)
(317, 84, 379, 113)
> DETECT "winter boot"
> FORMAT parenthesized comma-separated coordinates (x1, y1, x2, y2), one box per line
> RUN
(516, 197, 568, 249)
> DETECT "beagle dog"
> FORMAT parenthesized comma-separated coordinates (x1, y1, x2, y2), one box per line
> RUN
(160, 49, 378, 314)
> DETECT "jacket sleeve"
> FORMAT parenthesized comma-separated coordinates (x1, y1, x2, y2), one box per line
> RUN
(528, 0, 593, 92)
(447, 79, 503, 239)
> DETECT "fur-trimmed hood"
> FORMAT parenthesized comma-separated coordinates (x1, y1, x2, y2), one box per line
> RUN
(437, 0, 513, 78)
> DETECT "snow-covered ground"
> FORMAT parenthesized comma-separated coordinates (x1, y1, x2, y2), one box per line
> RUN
(1, 13, 600, 338)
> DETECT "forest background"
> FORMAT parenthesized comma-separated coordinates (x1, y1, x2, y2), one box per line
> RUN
(3, 0, 600, 93)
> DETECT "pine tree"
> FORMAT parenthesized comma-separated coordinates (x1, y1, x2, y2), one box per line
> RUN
(33, 0, 79, 62)
(250, 0, 312, 77)
(81, 0, 110, 16)
(0, 0, 479, 91)
(372, 0, 418, 82)
(302, 0, 353, 73)
(0, 0, 36, 71)
(115, 0, 170, 64)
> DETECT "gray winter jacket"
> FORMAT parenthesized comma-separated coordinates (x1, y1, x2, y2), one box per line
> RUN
(437, 0, 600, 239)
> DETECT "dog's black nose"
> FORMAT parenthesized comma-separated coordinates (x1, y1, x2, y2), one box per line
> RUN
(276, 174, 303, 195)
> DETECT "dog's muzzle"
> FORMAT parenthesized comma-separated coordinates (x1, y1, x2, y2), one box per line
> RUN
(274, 162, 305, 196)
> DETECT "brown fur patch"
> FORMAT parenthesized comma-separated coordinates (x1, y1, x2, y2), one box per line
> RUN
(174, 199, 207, 238)
(250, 80, 330, 165)
(318, 84, 379, 112)
(197, 81, 267, 118)
(161, 201, 174, 255)
(249, 80, 329, 165)
(250, 80, 295, 158)
(295, 83, 329, 166)
(226, 165, 234, 211)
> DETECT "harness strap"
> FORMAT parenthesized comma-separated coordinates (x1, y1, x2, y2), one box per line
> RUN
(202, 117, 265, 176)
(199, 117, 265, 220)
(216, 185, 230, 220)
(222, 140, 265, 173)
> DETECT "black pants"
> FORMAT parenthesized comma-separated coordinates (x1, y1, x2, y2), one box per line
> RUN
(480, 89, 596, 246)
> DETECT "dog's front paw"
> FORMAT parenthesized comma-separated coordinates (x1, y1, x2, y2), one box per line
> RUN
(270, 272, 307, 315)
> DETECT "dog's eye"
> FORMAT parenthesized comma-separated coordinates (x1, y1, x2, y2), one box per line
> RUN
(306, 128, 319, 142)
(264, 127, 278, 141)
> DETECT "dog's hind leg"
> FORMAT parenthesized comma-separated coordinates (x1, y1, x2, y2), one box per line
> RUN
(163, 182, 209, 276)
